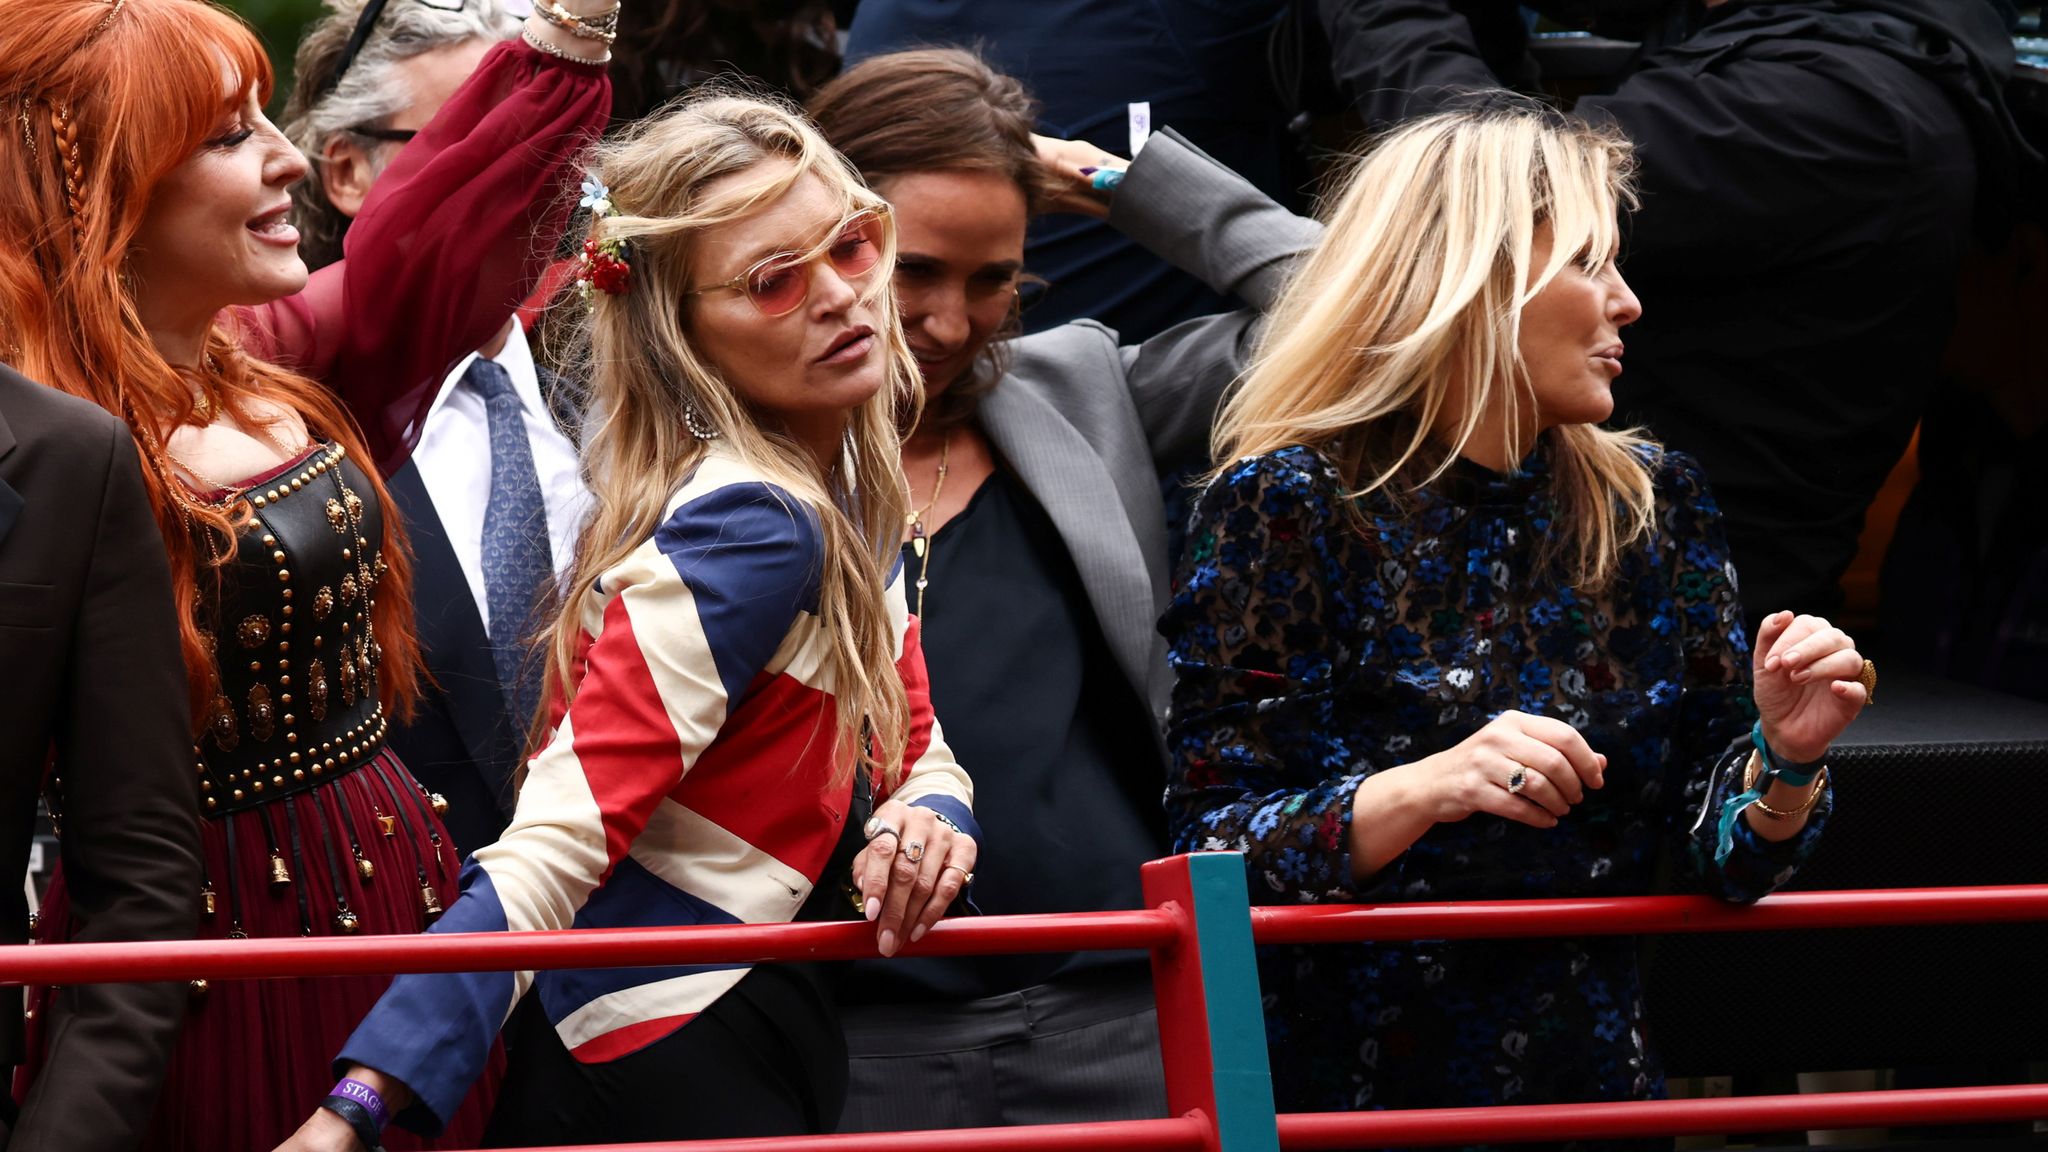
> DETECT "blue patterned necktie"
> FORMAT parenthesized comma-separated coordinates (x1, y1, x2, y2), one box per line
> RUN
(469, 358, 555, 731)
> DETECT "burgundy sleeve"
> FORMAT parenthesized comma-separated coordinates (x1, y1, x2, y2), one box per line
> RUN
(233, 39, 610, 474)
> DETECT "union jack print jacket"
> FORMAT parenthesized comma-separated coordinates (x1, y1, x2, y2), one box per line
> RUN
(339, 444, 978, 1132)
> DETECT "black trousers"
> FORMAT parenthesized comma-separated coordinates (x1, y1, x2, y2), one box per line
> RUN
(483, 964, 848, 1145)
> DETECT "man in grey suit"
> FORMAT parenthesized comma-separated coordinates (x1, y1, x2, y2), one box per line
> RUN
(0, 362, 200, 1150)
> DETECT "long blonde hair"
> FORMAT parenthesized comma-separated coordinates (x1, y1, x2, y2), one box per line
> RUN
(544, 92, 921, 789)
(1215, 100, 1655, 589)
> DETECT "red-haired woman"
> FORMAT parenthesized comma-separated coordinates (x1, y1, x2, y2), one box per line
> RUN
(0, 0, 609, 1145)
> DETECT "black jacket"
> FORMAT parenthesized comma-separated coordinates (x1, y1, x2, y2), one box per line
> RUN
(1320, 0, 2039, 626)
(0, 364, 200, 1151)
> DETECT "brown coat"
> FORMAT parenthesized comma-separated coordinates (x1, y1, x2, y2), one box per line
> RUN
(0, 362, 199, 1151)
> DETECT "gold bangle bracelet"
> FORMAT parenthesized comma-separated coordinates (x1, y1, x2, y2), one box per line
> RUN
(1749, 765, 1830, 821)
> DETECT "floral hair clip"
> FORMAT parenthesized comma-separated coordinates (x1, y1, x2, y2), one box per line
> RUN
(576, 177, 631, 300)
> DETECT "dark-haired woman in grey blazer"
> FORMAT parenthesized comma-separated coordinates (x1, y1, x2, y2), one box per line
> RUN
(807, 48, 1319, 1131)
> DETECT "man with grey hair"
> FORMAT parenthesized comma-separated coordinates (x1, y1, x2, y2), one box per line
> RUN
(282, 0, 591, 857)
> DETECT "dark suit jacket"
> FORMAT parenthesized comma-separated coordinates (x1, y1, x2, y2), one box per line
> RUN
(383, 461, 523, 856)
(381, 357, 582, 858)
(0, 364, 200, 1151)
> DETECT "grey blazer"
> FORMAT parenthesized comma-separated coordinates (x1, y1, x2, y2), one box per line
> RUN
(978, 129, 1322, 738)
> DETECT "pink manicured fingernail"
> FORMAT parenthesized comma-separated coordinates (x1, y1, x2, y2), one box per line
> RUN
(911, 924, 928, 943)
(878, 930, 897, 957)
(864, 897, 880, 922)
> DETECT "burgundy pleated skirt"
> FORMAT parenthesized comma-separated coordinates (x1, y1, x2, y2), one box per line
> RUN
(16, 747, 501, 1150)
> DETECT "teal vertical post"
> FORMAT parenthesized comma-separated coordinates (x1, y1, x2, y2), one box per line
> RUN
(1143, 852, 1279, 1152)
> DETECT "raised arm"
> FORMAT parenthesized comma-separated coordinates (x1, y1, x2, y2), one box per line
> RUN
(1031, 128, 1321, 464)
(234, 35, 610, 474)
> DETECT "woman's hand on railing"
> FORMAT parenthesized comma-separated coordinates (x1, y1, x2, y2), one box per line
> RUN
(1753, 610, 1867, 764)
(855, 798, 979, 957)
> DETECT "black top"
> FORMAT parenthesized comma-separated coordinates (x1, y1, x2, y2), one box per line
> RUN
(193, 442, 393, 817)
(842, 465, 1165, 1003)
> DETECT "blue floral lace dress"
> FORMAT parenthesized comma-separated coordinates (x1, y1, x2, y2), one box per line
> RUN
(1161, 440, 1831, 1131)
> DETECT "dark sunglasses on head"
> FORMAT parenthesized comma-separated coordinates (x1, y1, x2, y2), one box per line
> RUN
(312, 0, 466, 104)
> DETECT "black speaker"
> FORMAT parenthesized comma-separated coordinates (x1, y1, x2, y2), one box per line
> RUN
(1644, 674, 2048, 1077)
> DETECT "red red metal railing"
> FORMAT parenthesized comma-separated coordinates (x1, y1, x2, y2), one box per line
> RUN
(1250, 883, 2048, 944)
(1249, 884, 2048, 1149)
(3, 860, 2044, 1151)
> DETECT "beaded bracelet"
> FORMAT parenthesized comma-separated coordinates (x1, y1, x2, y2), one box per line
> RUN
(521, 26, 610, 65)
(533, 0, 618, 43)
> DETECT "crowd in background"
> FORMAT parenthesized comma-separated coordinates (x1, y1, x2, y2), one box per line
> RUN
(0, 0, 2041, 1149)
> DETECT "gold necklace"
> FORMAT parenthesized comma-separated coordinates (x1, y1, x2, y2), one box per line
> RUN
(903, 429, 952, 618)
(167, 419, 310, 503)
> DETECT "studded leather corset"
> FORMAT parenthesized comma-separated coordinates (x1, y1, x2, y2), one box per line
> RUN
(198, 443, 391, 818)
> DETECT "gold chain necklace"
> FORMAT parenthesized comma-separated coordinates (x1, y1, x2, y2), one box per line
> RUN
(903, 429, 953, 618)
(167, 418, 309, 499)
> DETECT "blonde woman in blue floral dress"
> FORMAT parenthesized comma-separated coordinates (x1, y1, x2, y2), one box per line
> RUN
(1162, 100, 1872, 1140)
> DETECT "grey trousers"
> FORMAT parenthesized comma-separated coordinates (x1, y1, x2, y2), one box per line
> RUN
(837, 969, 1170, 1131)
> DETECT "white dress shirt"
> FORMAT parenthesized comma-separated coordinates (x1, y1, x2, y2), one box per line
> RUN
(412, 322, 589, 634)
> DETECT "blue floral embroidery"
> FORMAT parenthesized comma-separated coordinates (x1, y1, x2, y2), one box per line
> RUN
(1161, 442, 1830, 1124)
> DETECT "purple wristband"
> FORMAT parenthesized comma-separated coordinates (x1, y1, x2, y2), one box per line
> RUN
(333, 1077, 389, 1130)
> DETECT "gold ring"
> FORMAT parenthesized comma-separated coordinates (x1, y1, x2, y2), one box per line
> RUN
(1857, 658, 1877, 704)
(943, 865, 973, 885)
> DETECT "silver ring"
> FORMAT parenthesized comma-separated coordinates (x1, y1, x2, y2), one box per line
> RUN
(901, 840, 926, 863)
(1507, 765, 1529, 795)
(862, 816, 901, 844)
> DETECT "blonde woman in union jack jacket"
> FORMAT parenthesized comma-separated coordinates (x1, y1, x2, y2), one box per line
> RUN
(279, 92, 980, 1150)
